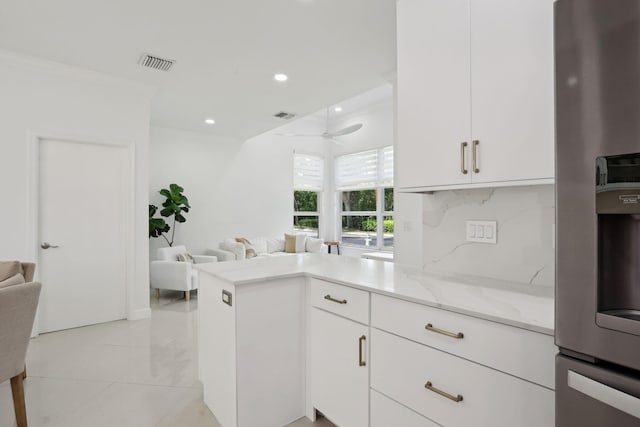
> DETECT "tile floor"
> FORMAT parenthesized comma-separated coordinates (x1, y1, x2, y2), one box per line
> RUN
(0, 291, 334, 427)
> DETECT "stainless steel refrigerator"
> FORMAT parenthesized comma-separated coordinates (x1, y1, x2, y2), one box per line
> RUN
(556, 0, 640, 425)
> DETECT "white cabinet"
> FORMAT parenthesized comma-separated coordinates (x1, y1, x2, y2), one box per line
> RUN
(310, 307, 369, 427)
(370, 329, 555, 427)
(396, 0, 554, 190)
(371, 294, 556, 389)
(198, 275, 306, 427)
(370, 390, 439, 427)
(396, 0, 472, 189)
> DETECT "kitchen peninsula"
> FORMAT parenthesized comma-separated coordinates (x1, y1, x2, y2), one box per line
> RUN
(197, 254, 555, 427)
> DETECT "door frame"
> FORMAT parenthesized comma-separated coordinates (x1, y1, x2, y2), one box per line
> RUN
(26, 130, 136, 335)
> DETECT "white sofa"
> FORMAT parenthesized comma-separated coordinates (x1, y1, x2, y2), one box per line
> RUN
(150, 245, 217, 300)
(207, 236, 326, 261)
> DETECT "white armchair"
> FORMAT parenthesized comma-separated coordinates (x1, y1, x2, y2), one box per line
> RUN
(150, 245, 217, 301)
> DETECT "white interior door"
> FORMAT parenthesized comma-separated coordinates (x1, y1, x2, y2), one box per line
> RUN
(38, 138, 128, 333)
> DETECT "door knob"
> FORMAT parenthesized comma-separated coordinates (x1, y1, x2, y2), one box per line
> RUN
(41, 242, 60, 249)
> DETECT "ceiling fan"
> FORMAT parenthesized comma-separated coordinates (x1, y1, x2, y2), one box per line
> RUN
(276, 109, 363, 142)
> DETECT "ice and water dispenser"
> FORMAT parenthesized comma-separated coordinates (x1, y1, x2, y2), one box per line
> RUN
(596, 154, 640, 335)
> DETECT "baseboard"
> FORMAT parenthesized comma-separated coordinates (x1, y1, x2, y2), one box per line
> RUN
(128, 307, 151, 321)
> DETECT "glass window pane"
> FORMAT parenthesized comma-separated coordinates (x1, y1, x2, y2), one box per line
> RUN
(383, 215, 394, 248)
(341, 189, 377, 212)
(341, 215, 377, 247)
(294, 191, 318, 212)
(384, 188, 394, 212)
(293, 215, 319, 237)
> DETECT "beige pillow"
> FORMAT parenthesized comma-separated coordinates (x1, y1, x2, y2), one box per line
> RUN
(0, 261, 22, 282)
(176, 253, 194, 263)
(235, 237, 257, 259)
(284, 233, 296, 253)
(0, 273, 25, 288)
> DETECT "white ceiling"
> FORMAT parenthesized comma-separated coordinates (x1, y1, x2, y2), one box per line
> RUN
(0, 0, 396, 140)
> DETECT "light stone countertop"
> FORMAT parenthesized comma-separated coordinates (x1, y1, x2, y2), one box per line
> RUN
(196, 253, 555, 336)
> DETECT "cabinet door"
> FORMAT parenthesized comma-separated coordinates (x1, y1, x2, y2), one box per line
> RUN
(396, 0, 472, 189)
(310, 308, 369, 427)
(470, 0, 554, 184)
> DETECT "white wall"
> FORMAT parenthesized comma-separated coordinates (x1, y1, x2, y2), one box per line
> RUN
(149, 127, 241, 257)
(0, 50, 153, 320)
(421, 185, 555, 286)
(149, 126, 329, 257)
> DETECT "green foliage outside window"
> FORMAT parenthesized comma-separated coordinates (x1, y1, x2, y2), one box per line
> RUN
(294, 191, 318, 212)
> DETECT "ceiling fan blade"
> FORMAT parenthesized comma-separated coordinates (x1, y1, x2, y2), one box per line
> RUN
(329, 123, 363, 137)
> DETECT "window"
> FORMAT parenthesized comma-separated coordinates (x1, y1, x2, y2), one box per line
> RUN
(336, 147, 394, 249)
(293, 154, 323, 237)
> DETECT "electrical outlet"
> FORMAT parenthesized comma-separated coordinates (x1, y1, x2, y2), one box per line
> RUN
(466, 220, 497, 244)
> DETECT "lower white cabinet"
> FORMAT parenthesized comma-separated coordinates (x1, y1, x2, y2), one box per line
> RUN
(370, 390, 439, 427)
(370, 328, 555, 427)
(310, 307, 369, 427)
(199, 274, 306, 427)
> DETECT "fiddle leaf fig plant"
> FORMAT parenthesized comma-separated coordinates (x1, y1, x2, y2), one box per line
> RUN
(149, 205, 170, 240)
(148, 183, 190, 247)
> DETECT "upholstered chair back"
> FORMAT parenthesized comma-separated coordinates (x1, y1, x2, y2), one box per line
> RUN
(0, 282, 41, 382)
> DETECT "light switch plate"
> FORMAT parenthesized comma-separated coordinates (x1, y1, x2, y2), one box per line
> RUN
(466, 220, 497, 244)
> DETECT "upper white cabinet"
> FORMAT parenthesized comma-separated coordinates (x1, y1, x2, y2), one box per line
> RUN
(396, 0, 555, 190)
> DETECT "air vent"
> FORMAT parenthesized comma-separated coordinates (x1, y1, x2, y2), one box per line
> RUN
(138, 53, 175, 72)
(273, 111, 296, 120)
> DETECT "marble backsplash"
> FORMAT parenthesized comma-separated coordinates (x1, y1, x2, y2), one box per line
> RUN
(422, 185, 555, 286)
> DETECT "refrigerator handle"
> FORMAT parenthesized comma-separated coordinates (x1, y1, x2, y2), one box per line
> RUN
(568, 371, 640, 420)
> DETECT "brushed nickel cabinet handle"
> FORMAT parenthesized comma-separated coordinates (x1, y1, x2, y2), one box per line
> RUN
(472, 140, 480, 173)
(425, 323, 464, 339)
(358, 335, 366, 366)
(324, 294, 347, 305)
(425, 381, 463, 402)
(460, 142, 468, 174)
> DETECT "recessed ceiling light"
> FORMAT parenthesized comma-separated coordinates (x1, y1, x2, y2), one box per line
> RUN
(204, 118, 215, 124)
(274, 73, 288, 82)
(334, 106, 343, 112)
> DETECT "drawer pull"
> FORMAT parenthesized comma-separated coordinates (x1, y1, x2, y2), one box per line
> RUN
(324, 294, 347, 305)
(425, 381, 463, 403)
(425, 323, 464, 339)
(472, 140, 480, 173)
(460, 142, 468, 174)
(358, 335, 366, 366)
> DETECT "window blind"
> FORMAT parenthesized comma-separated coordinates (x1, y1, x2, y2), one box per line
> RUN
(381, 146, 394, 187)
(335, 146, 393, 190)
(293, 154, 324, 191)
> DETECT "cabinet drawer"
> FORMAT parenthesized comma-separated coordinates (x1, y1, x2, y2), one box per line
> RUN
(309, 278, 369, 324)
(371, 390, 439, 427)
(371, 329, 554, 427)
(371, 293, 555, 389)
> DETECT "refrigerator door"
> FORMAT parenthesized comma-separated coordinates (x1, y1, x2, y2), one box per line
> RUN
(555, 0, 640, 371)
(557, 355, 640, 426)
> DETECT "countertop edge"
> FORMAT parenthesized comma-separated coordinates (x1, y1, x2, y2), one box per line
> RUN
(197, 267, 555, 337)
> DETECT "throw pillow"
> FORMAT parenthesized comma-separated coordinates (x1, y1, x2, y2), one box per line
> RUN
(0, 261, 22, 282)
(267, 238, 285, 253)
(305, 237, 324, 253)
(235, 237, 257, 259)
(176, 253, 194, 263)
(294, 234, 307, 253)
(284, 233, 296, 253)
(0, 273, 25, 288)
(249, 237, 268, 254)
